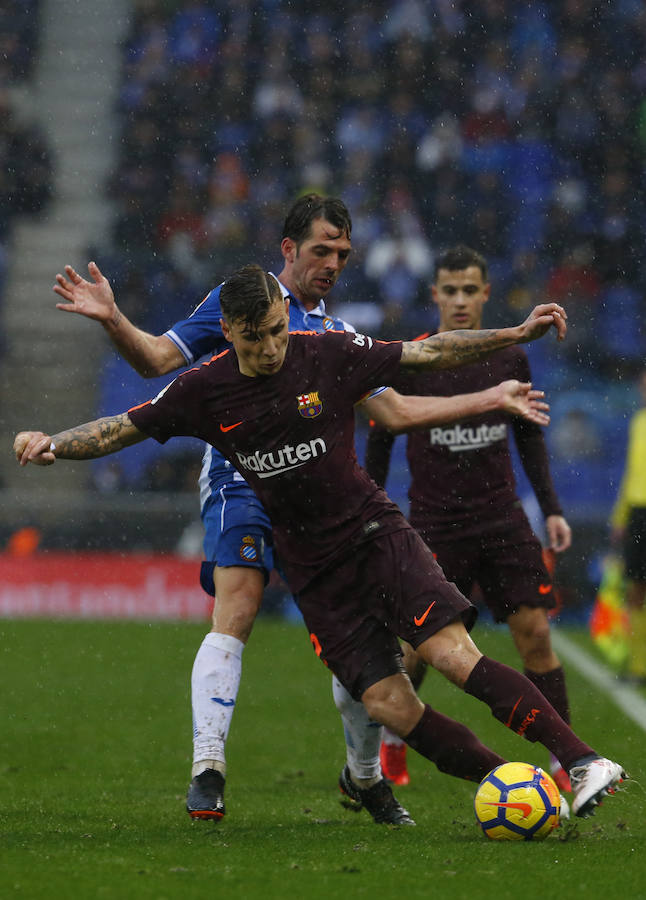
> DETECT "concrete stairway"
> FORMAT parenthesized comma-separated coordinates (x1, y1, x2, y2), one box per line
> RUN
(0, 0, 130, 494)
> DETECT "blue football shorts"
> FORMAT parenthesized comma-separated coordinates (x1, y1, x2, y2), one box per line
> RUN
(199, 481, 274, 596)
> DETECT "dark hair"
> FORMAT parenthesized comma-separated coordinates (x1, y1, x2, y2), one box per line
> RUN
(434, 245, 489, 283)
(281, 192, 352, 244)
(220, 264, 284, 330)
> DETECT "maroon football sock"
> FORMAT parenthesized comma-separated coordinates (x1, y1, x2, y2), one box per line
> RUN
(525, 665, 570, 725)
(404, 704, 505, 782)
(464, 656, 593, 771)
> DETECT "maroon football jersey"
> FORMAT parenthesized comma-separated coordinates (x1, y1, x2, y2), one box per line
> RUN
(129, 330, 406, 591)
(365, 342, 562, 541)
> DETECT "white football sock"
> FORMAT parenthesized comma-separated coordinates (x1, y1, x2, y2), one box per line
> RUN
(332, 676, 382, 785)
(191, 632, 244, 778)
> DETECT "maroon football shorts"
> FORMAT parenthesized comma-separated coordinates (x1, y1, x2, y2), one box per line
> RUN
(296, 525, 476, 700)
(415, 508, 555, 623)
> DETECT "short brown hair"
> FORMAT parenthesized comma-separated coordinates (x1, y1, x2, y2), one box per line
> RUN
(282, 193, 352, 244)
(434, 245, 488, 282)
(220, 264, 283, 330)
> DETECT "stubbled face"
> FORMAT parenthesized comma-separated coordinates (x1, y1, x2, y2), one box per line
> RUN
(280, 217, 351, 308)
(221, 298, 290, 377)
(432, 265, 491, 332)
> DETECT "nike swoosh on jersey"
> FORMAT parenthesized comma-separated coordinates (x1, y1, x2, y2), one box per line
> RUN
(538, 583, 552, 595)
(414, 600, 436, 627)
(220, 421, 243, 432)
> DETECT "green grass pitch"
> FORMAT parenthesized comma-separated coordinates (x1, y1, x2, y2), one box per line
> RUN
(0, 617, 643, 899)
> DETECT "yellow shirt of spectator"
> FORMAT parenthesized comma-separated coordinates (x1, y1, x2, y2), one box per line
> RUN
(611, 407, 646, 528)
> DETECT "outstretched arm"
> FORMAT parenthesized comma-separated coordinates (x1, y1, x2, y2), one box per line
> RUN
(14, 413, 147, 466)
(361, 381, 550, 434)
(54, 262, 185, 376)
(399, 303, 567, 370)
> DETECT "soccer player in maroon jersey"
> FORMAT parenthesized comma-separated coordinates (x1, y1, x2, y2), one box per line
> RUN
(365, 245, 574, 792)
(15, 264, 625, 819)
(49, 196, 551, 826)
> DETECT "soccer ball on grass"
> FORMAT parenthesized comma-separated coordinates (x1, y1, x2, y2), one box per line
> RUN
(474, 761, 561, 841)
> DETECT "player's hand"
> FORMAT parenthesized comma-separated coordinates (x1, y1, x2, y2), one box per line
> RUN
(545, 514, 572, 553)
(54, 261, 116, 323)
(496, 380, 550, 426)
(13, 431, 56, 466)
(518, 303, 567, 343)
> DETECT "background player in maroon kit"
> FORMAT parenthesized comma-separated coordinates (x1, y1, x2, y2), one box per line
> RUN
(365, 245, 573, 791)
(14, 264, 625, 819)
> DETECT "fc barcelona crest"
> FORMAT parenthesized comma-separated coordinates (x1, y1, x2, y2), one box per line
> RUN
(297, 391, 323, 418)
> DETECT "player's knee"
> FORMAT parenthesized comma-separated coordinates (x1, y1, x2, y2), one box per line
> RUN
(512, 608, 553, 658)
(402, 641, 428, 690)
(418, 624, 480, 686)
(361, 678, 422, 734)
(529, 618, 552, 651)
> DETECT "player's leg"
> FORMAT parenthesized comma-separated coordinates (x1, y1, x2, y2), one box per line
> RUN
(332, 674, 415, 825)
(479, 519, 572, 788)
(332, 676, 382, 785)
(187, 485, 272, 821)
(299, 555, 505, 798)
(188, 558, 266, 821)
(389, 527, 625, 817)
(414, 620, 625, 816)
(362, 671, 506, 782)
(380, 641, 427, 785)
(191, 563, 265, 777)
(380, 531, 481, 786)
(506, 605, 572, 789)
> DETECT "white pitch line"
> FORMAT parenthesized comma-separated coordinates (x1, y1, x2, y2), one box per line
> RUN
(552, 630, 646, 732)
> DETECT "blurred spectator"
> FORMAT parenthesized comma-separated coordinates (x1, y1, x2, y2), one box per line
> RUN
(0, 0, 41, 81)
(551, 409, 602, 463)
(364, 178, 434, 335)
(0, 75, 53, 342)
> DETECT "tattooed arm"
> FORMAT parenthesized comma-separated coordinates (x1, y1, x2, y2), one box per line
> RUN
(13, 413, 147, 467)
(400, 303, 567, 370)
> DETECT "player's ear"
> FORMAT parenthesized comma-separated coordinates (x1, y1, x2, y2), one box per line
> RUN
(431, 283, 439, 306)
(220, 317, 232, 342)
(281, 236, 296, 264)
(482, 282, 491, 304)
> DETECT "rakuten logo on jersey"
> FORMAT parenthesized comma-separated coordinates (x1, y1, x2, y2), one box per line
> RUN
(429, 423, 507, 452)
(235, 438, 327, 478)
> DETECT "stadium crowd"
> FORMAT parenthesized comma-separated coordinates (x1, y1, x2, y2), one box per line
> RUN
(0, 0, 53, 346)
(89, 0, 645, 506)
(103, 1, 644, 342)
(3, 0, 644, 512)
